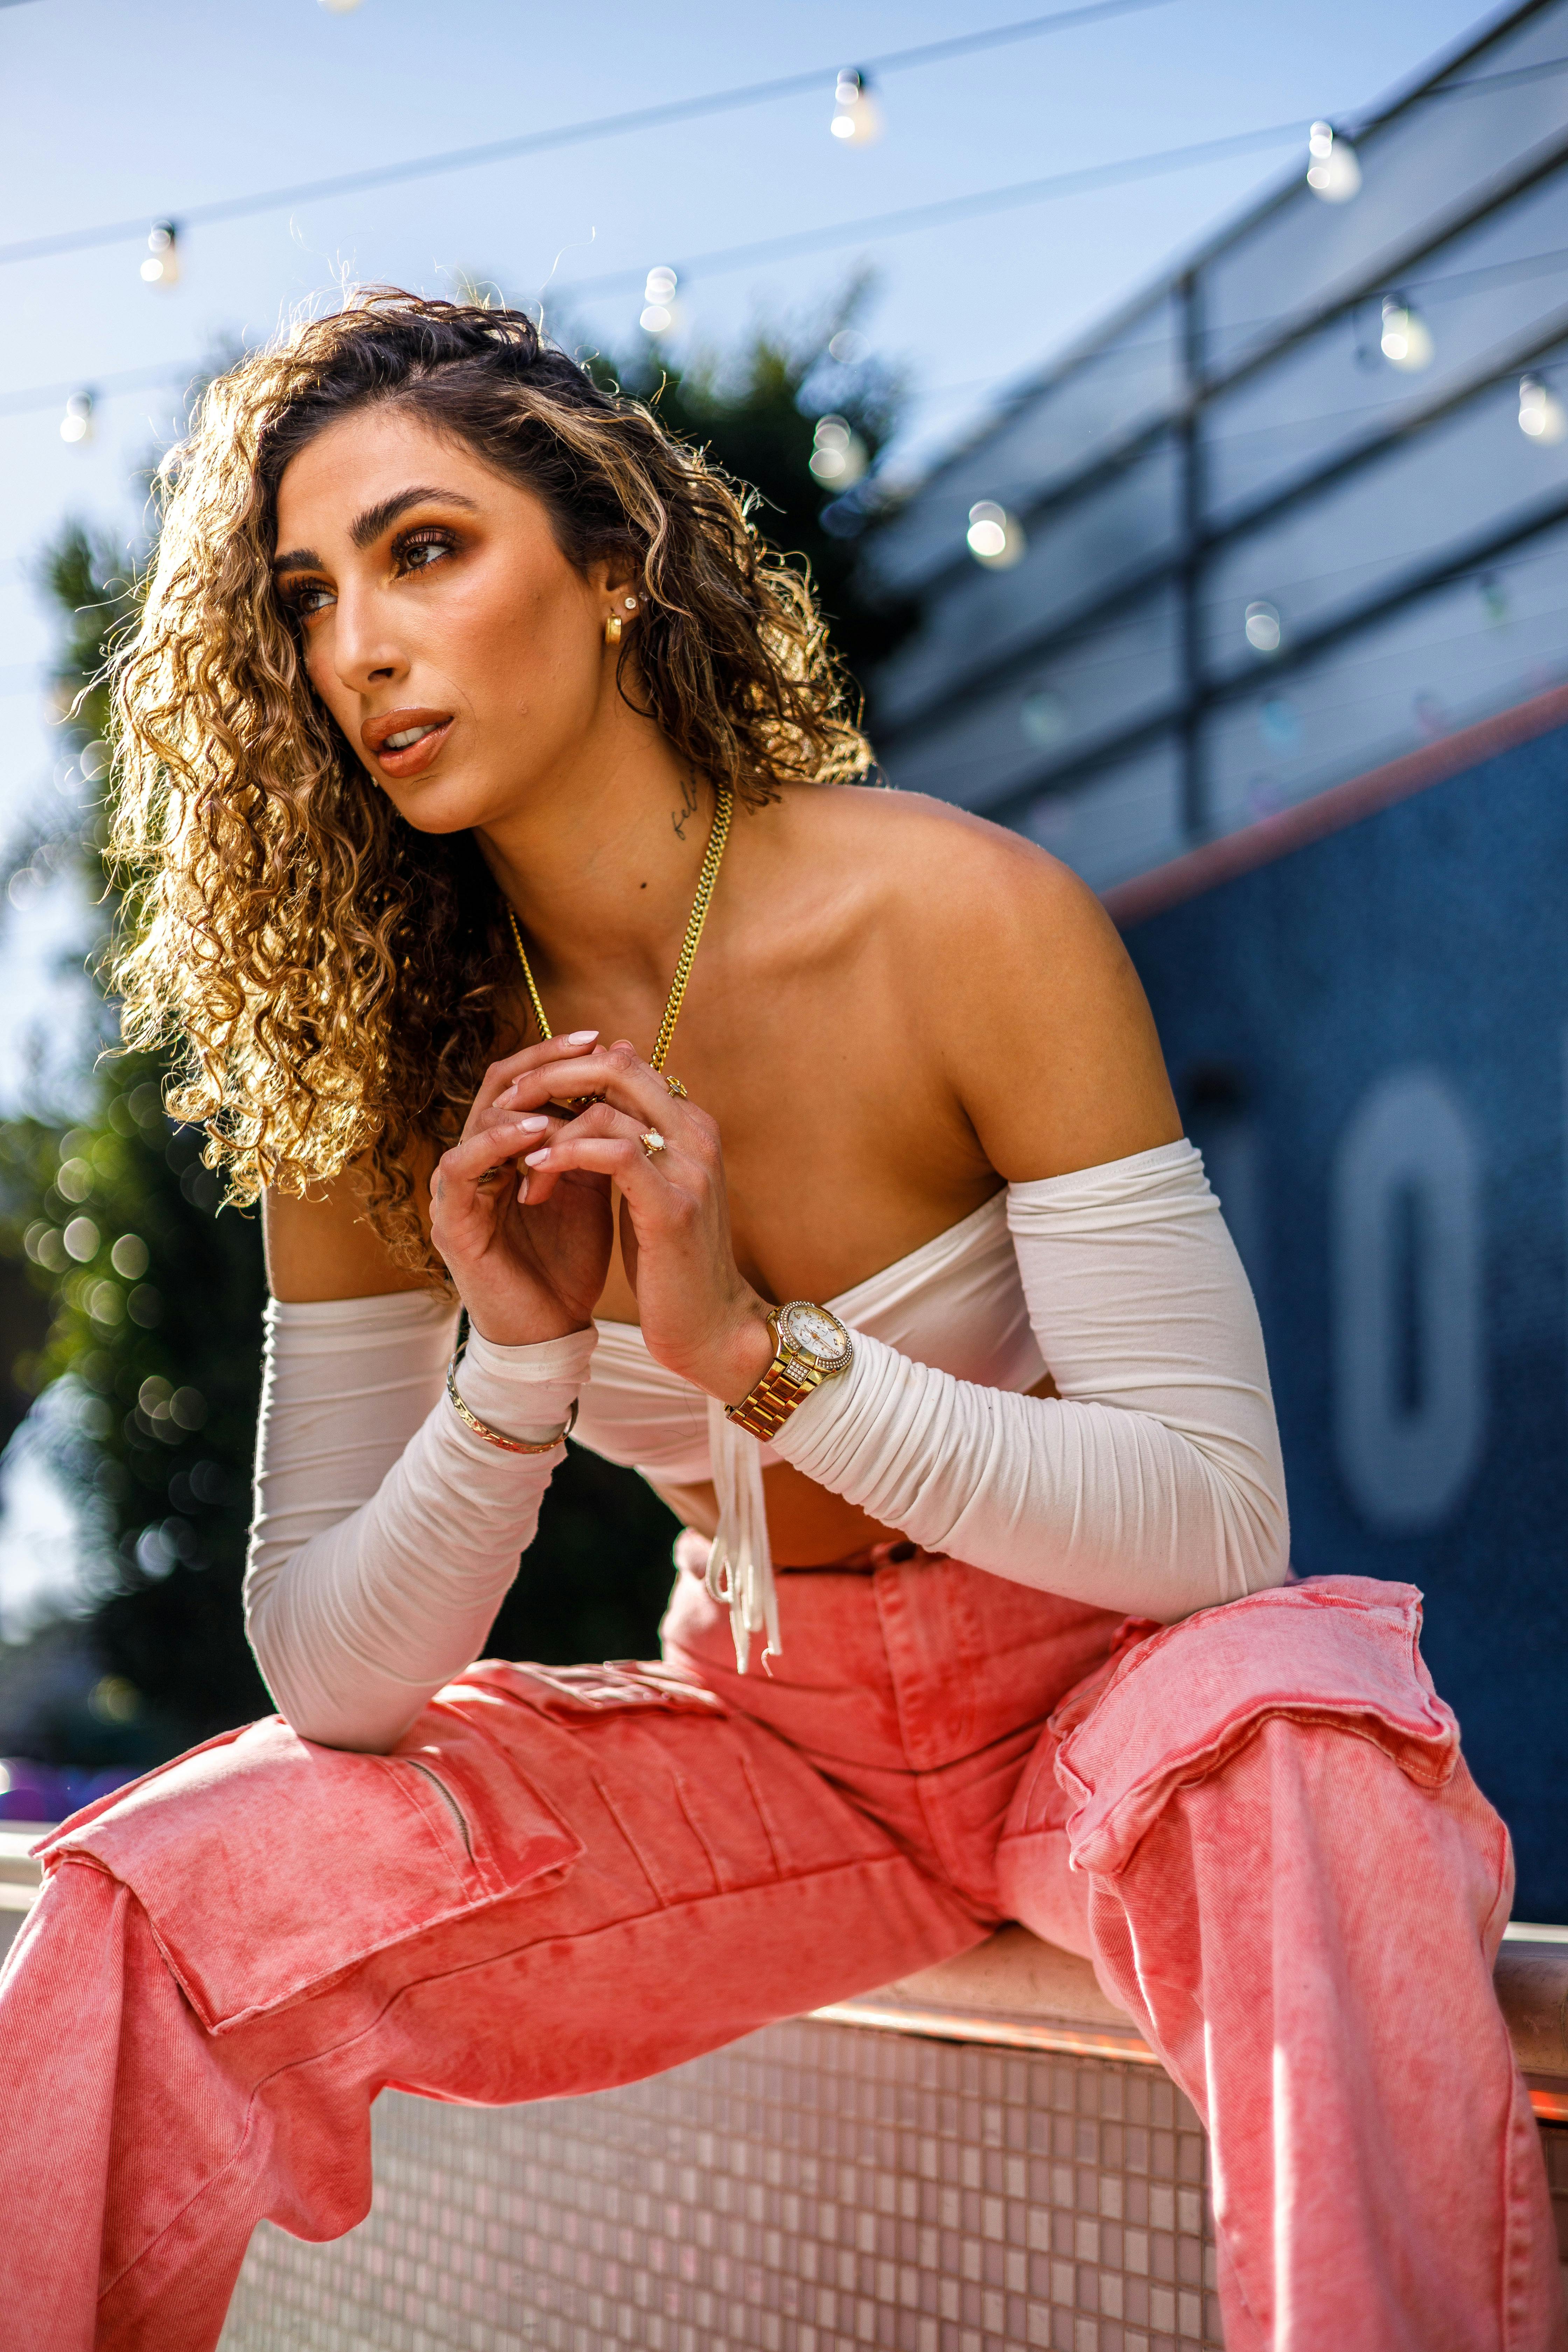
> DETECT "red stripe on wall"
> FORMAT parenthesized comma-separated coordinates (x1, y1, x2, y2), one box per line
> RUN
(1102, 682, 1568, 930)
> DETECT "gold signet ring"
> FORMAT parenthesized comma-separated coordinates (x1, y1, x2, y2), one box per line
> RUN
(640, 1129, 667, 1158)
(664, 1075, 688, 1100)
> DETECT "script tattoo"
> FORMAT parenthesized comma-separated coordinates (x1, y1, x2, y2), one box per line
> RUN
(671, 772, 699, 840)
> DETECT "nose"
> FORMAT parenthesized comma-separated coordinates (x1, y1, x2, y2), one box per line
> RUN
(329, 580, 408, 695)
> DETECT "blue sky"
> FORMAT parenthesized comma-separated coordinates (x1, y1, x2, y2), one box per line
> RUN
(0, 0, 1496, 1048)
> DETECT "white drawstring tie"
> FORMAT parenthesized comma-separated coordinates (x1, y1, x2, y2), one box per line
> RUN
(704, 1397, 781, 1671)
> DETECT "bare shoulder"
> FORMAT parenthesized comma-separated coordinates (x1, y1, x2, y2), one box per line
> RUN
(263, 1163, 439, 1303)
(792, 784, 1130, 986)
(795, 787, 1180, 1180)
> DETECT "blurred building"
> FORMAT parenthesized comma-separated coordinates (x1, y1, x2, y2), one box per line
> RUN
(864, 0, 1568, 1914)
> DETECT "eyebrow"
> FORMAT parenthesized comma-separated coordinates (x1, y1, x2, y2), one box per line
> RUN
(272, 485, 481, 574)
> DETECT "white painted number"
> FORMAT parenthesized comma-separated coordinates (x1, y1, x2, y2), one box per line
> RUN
(1331, 1070, 1483, 1532)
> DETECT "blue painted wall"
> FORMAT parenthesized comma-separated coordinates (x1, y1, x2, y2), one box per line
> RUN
(1124, 722, 1568, 1918)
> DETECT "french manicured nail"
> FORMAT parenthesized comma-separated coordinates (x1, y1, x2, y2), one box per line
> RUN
(567, 1029, 599, 1046)
(518, 1115, 550, 1133)
(524, 1147, 551, 1167)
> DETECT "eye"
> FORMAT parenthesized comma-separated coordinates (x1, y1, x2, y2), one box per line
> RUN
(279, 579, 334, 621)
(392, 525, 459, 576)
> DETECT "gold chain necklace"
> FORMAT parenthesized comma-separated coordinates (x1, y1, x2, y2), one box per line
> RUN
(506, 784, 733, 1101)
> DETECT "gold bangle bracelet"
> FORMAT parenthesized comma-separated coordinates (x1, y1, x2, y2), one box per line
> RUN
(445, 1343, 579, 1455)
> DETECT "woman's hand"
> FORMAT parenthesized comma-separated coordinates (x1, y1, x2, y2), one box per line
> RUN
(429, 1031, 617, 1346)
(503, 1039, 777, 1404)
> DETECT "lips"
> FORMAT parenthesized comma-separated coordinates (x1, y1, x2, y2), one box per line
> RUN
(361, 707, 455, 779)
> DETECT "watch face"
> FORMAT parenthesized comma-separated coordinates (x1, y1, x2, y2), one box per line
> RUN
(780, 1301, 851, 1365)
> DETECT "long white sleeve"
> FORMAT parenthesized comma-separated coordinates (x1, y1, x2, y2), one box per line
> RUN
(245, 1292, 595, 1752)
(770, 1141, 1289, 1621)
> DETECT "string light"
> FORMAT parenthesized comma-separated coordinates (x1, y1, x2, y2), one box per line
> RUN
(1244, 600, 1283, 653)
(1519, 374, 1568, 442)
(831, 70, 883, 146)
(639, 265, 678, 335)
(808, 415, 868, 487)
(139, 221, 180, 287)
(1380, 295, 1433, 370)
(1306, 120, 1360, 203)
(967, 501, 1026, 567)
(58, 391, 93, 446)
(828, 328, 868, 365)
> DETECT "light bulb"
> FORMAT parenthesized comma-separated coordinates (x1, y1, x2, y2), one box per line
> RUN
(1519, 376, 1568, 443)
(640, 266, 679, 335)
(967, 500, 1024, 568)
(1306, 122, 1361, 203)
(1244, 601, 1283, 654)
(1380, 296, 1432, 371)
(809, 414, 867, 488)
(140, 220, 180, 287)
(830, 68, 883, 146)
(59, 392, 93, 446)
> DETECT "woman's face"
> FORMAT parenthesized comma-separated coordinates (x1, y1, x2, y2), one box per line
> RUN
(272, 404, 626, 834)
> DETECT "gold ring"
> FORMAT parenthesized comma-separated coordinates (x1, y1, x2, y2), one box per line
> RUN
(664, 1075, 688, 1100)
(640, 1129, 667, 1158)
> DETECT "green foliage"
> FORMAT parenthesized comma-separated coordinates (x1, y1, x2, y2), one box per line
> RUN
(0, 524, 273, 1753)
(581, 293, 913, 694)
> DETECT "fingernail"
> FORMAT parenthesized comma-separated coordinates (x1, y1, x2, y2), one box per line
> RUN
(567, 1029, 599, 1046)
(524, 1148, 551, 1167)
(497, 1080, 518, 1105)
(519, 1115, 550, 1133)
(517, 1173, 530, 1203)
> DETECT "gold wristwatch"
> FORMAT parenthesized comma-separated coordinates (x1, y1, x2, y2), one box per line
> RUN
(724, 1301, 855, 1441)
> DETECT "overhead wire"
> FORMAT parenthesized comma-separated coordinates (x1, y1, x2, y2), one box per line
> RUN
(544, 121, 1311, 307)
(0, 0, 1176, 271)
(0, 120, 1316, 424)
(6, 36, 1568, 472)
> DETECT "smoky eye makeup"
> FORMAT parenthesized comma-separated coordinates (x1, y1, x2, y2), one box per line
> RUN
(390, 522, 463, 574)
(276, 572, 332, 620)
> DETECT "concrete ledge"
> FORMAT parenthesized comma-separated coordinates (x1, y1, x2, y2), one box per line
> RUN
(815, 1919, 1568, 2123)
(5, 1826, 1565, 2120)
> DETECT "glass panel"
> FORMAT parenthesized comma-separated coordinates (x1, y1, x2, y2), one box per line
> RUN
(1198, 351, 1568, 679)
(873, 438, 1182, 731)
(1200, 516, 1568, 834)
(1205, 162, 1568, 526)
(1021, 743, 1184, 896)
(866, 293, 1180, 599)
(876, 587, 1180, 817)
(1200, 0, 1568, 373)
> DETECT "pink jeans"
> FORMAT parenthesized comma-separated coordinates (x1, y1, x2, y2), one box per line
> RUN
(0, 1544, 1560, 2352)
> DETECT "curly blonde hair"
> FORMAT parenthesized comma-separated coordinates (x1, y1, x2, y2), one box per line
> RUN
(108, 289, 871, 1269)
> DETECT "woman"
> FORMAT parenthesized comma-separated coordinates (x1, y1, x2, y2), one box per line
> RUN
(0, 292, 1557, 2352)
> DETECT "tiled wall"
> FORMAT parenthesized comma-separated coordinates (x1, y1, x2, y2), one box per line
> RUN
(219, 2016, 1224, 2352)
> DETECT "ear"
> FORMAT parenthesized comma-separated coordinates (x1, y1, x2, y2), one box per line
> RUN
(589, 551, 644, 610)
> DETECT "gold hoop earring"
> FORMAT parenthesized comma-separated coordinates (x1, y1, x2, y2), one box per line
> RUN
(604, 615, 622, 647)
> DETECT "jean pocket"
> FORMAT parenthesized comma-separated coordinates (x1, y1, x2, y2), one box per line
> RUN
(1054, 1575, 1460, 1881)
(453, 1657, 729, 1722)
(37, 1703, 582, 2034)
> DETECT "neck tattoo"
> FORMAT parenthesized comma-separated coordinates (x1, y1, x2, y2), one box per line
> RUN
(671, 772, 699, 841)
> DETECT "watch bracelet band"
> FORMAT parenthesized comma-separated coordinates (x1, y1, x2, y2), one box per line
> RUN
(724, 1316, 828, 1442)
(446, 1341, 579, 1455)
